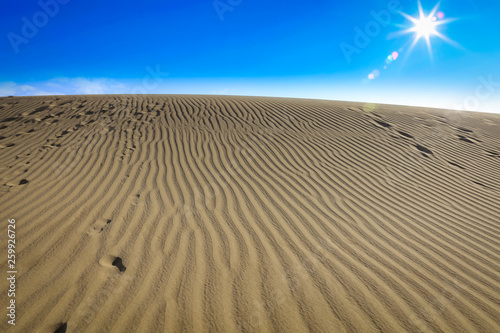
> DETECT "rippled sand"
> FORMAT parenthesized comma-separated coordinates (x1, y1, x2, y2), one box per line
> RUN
(1, 95, 499, 332)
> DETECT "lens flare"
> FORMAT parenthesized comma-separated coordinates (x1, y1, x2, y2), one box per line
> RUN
(363, 103, 377, 112)
(399, 1, 457, 60)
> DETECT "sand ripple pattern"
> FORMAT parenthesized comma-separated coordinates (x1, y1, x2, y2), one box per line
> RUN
(0, 95, 499, 332)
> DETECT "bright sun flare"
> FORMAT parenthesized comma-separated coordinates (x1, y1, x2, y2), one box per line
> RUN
(400, 1, 457, 59)
(413, 17, 438, 38)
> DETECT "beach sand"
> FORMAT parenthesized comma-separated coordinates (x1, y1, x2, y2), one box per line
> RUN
(0, 95, 499, 332)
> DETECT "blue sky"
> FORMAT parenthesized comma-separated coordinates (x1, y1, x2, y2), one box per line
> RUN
(1, 0, 499, 113)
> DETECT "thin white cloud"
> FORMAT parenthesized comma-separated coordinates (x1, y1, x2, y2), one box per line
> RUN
(0, 82, 18, 96)
(0, 78, 129, 97)
(52, 77, 128, 95)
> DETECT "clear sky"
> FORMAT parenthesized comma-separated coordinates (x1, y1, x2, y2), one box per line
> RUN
(1, 0, 499, 113)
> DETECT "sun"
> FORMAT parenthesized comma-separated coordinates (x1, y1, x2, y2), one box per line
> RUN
(413, 16, 438, 39)
(399, 1, 457, 59)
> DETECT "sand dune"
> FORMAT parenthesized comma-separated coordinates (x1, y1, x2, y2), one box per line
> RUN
(0, 95, 499, 332)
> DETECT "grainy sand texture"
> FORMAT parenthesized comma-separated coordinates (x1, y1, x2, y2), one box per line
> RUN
(0, 95, 499, 333)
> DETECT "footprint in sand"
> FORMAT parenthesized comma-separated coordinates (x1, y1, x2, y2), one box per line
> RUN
(127, 193, 141, 206)
(472, 181, 490, 189)
(1, 117, 20, 123)
(56, 130, 71, 138)
(448, 161, 465, 170)
(397, 130, 414, 139)
(456, 127, 473, 133)
(457, 134, 481, 144)
(112, 258, 127, 272)
(373, 119, 392, 128)
(87, 218, 112, 236)
(9, 165, 28, 176)
(54, 322, 67, 333)
(29, 105, 50, 115)
(485, 150, 499, 158)
(415, 144, 433, 155)
(6, 178, 29, 186)
(99, 255, 127, 273)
